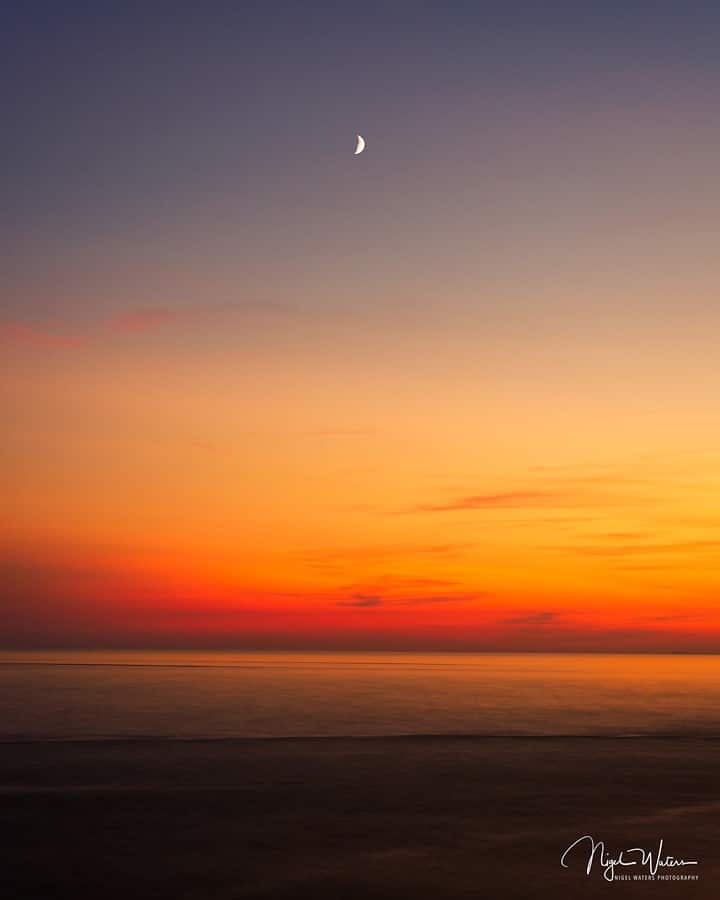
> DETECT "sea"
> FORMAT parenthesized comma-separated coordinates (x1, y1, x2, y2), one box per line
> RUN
(1, 650, 719, 741)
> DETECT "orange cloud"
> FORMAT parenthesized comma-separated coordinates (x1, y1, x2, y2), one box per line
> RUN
(415, 491, 563, 512)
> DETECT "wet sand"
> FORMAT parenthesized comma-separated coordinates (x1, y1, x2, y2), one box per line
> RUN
(1, 737, 716, 898)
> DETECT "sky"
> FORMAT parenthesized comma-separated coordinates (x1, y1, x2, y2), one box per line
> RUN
(2, 1, 720, 650)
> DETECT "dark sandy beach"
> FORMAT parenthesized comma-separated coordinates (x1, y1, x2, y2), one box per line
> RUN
(1, 737, 716, 899)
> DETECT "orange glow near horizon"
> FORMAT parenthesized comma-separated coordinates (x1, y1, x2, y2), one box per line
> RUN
(3, 302, 720, 651)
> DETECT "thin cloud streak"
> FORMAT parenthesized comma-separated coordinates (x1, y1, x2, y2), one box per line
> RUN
(0, 322, 83, 348)
(414, 491, 564, 512)
(1, 301, 293, 348)
(336, 593, 480, 609)
(503, 611, 558, 626)
(337, 595, 384, 608)
(561, 539, 720, 557)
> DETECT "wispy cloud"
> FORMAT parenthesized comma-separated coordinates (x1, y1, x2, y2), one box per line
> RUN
(415, 491, 562, 512)
(503, 611, 557, 625)
(303, 542, 472, 572)
(411, 469, 661, 515)
(398, 595, 471, 605)
(0, 322, 83, 348)
(1, 301, 291, 348)
(563, 539, 720, 557)
(105, 307, 186, 334)
(341, 576, 461, 593)
(337, 594, 384, 608)
(651, 612, 710, 622)
(336, 592, 478, 609)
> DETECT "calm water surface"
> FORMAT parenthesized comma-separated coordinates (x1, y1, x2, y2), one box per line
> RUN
(1, 651, 718, 740)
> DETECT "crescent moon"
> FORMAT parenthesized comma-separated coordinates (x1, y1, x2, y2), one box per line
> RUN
(354, 134, 366, 155)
